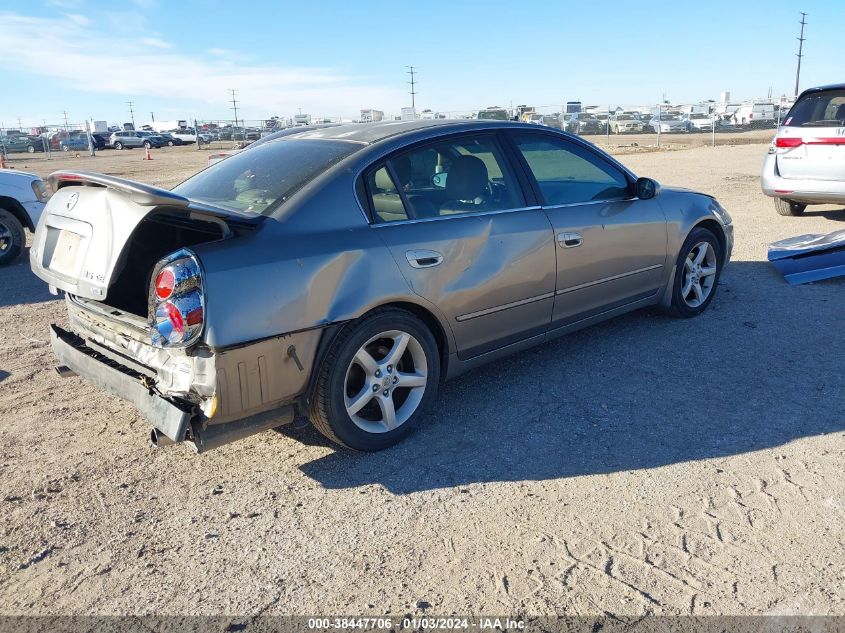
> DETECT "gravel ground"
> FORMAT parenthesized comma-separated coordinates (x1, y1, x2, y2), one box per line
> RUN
(0, 137, 843, 617)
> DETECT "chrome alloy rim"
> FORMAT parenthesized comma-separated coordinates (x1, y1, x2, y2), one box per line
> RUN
(344, 330, 428, 433)
(682, 241, 718, 308)
(0, 222, 11, 252)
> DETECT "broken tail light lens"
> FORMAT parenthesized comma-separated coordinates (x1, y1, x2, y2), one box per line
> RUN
(150, 250, 204, 348)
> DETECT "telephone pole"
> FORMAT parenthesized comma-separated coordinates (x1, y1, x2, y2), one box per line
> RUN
(127, 101, 135, 127)
(62, 111, 70, 131)
(229, 89, 240, 129)
(794, 12, 807, 98)
(406, 66, 417, 110)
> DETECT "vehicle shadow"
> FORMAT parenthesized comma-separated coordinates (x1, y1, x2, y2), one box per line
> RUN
(0, 370, 9, 383)
(804, 207, 845, 222)
(291, 260, 845, 494)
(0, 247, 57, 308)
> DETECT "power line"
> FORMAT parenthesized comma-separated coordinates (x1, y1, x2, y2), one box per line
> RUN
(127, 101, 136, 127)
(794, 12, 807, 98)
(229, 89, 240, 129)
(406, 66, 417, 110)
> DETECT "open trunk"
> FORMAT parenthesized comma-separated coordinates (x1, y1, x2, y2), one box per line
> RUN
(30, 171, 259, 317)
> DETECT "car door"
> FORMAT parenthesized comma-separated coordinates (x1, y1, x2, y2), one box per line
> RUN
(366, 132, 556, 359)
(506, 131, 667, 329)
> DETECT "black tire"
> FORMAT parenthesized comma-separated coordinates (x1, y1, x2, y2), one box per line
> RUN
(62, 145, 70, 152)
(774, 198, 806, 217)
(27, 145, 35, 153)
(114, 142, 123, 150)
(167, 140, 174, 147)
(309, 308, 440, 451)
(0, 209, 25, 266)
(143, 141, 151, 150)
(664, 227, 723, 318)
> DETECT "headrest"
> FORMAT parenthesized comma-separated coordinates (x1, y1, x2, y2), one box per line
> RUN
(445, 155, 489, 200)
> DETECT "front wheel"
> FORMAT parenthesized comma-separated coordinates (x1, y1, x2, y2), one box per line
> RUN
(62, 145, 70, 152)
(309, 308, 440, 451)
(0, 209, 25, 266)
(664, 227, 723, 318)
(167, 140, 174, 147)
(143, 141, 151, 149)
(774, 198, 806, 216)
(27, 145, 35, 153)
(114, 142, 123, 150)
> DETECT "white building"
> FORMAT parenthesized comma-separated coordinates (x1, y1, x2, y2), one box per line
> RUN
(360, 109, 384, 123)
(400, 107, 418, 121)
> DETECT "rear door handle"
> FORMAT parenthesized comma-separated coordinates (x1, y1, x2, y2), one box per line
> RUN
(406, 249, 444, 268)
(557, 232, 583, 248)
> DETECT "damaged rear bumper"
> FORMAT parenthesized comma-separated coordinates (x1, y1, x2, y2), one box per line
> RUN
(51, 324, 193, 442)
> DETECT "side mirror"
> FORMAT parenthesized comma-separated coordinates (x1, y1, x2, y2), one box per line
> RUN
(636, 177, 659, 200)
(431, 172, 448, 189)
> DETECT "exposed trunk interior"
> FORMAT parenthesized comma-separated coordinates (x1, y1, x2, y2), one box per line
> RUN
(104, 210, 225, 317)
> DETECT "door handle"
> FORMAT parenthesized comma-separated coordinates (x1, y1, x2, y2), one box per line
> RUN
(406, 249, 444, 268)
(557, 232, 583, 248)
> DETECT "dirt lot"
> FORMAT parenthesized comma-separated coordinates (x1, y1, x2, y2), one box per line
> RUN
(1, 134, 843, 617)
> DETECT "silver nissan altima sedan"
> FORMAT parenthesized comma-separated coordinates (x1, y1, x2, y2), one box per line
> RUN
(30, 120, 733, 453)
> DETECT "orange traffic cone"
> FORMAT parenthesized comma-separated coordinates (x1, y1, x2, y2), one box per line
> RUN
(144, 146, 153, 160)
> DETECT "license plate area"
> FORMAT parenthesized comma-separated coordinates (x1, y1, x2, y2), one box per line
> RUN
(49, 230, 82, 277)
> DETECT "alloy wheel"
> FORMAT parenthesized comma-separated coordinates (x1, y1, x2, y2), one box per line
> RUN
(343, 330, 428, 434)
(0, 222, 11, 252)
(681, 241, 717, 308)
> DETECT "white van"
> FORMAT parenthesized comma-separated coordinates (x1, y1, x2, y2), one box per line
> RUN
(732, 102, 775, 128)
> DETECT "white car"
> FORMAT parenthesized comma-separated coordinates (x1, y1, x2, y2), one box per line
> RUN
(0, 169, 50, 265)
(168, 129, 197, 144)
(687, 112, 716, 132)
(761, 84, 845, 216)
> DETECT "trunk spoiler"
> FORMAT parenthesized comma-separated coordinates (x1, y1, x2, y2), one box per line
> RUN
(48, 170, 262, 223)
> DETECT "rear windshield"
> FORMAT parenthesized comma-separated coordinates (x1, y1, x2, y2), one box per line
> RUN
(785, 89, 845, 127)
(173, 138, 359, 216)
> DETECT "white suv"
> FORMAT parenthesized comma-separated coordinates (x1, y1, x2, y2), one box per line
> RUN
(0, 170, 50, 265)
(761, 84, 845, 216)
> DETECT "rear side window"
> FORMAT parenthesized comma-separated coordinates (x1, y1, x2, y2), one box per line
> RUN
(785, 89, 845, 127)
(173, 138, 358, 216)
(512, 134, 630, 205)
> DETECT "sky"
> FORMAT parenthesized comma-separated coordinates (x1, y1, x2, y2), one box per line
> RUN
(0, 0, 840, 129)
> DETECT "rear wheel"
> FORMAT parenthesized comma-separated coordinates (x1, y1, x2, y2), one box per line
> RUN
(0, 209, 25, 266)
(27, 145, 35, 153)
(774, 198, 806, 216)
(167, 140, 174, 147)
(62, 145, 70, 152)
(665, 227, 722, 318)
(310, 308, 440, 451)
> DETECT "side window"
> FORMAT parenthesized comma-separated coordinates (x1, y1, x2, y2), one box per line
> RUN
(367, 166, 409, 223)
(366, 134, 524, 223)
(512, 134, 631, 206)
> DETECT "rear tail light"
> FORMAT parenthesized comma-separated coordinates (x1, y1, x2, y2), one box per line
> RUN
(150, 249, 204, 348)
(775, 137, 803, 148)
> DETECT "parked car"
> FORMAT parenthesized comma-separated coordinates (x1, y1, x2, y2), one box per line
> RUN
(686, 112, 716, 132)
(168, 129, 198, 144)
(92, 134, 109, 149)
(109, 131, 144, 150)
(136, 131, 167, 148)
(158, 133, 184, 147)
(566, 112, 604, 134)
(761, 83, 845, 216)
(0, 135, 44, 154)
(732, 102, 775, 128)
(649, 114, 689, 133)
(476, 107, 510, 121)
(0, 170, 50, 265)
(60, 133, 104, 152)
(30, 120, 733, 453)
(608, 113, 644, 134)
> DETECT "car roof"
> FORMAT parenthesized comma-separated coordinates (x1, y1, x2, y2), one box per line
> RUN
(797, 83, 845, 98)
(287, 119, 525, 145)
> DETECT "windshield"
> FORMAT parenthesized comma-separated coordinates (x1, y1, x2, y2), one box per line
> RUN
(690, 113, 709, 119)
(785, 89, 845, 127)
(172, 138, 359, 216)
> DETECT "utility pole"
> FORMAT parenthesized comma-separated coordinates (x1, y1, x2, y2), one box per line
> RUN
(794, 12, 807, 98)
(17, 117, 23, 132)
(229, 89, 240, 130)
(150, 112, 155, 122)
(406, 66, 417, 110)
(127, 101, 135, 128)
(62, 111, 70, 131)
